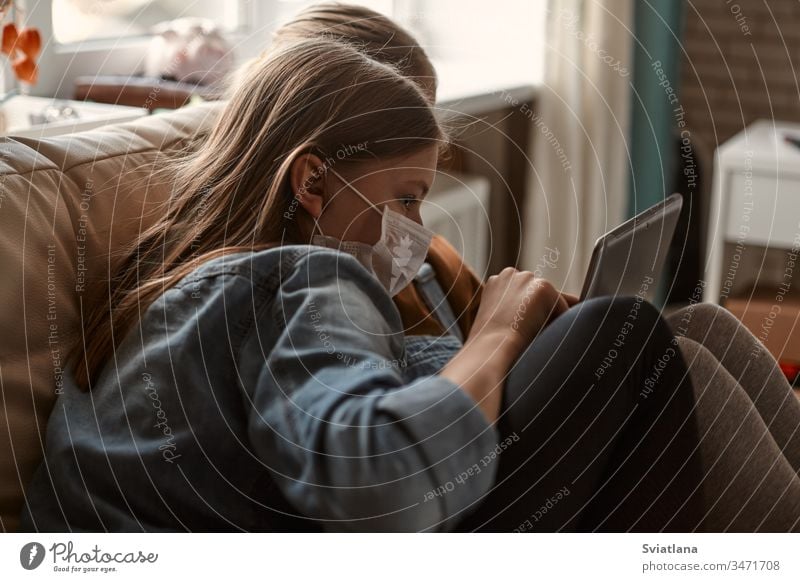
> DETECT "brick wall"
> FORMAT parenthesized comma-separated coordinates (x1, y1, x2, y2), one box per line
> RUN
(680, 0, 800, 154)
(680, 1, 800, 374)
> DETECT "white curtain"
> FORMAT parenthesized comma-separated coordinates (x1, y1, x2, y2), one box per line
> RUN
(521, 0, 634, 294)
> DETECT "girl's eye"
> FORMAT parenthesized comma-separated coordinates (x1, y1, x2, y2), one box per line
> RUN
(400, 196, 419, 209)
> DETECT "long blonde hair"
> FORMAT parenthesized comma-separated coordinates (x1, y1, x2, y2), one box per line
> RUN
(270, 2, 437, 102)
(73, 38, 447, 390)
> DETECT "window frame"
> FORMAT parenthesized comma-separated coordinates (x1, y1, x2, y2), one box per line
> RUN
(22, 0, 273, 99)
(16, 0, 545, 101)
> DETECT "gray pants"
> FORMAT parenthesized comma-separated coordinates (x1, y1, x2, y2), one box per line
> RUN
(667, 302, 800, 531)
(454, 298, 800, 532)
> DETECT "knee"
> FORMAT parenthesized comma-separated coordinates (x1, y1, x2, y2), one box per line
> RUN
(693, 301, 739, 328)
(572, 296, 676, 356)
(674, 335, 701, 360)
(667, 301, 737, 335)
(564, 296, 656, 349)
(571, 296, 679, 385)
(578, 295, 664, 331)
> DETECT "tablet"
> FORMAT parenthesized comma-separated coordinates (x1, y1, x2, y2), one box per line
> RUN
(579, 193, 683, 302)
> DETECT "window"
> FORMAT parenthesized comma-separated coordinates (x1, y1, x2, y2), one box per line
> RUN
(23, 0, 265, 98)
(274, 0, 546, 98)
(25, 0, 544, 100)
(51, 0, 246, 45)
(276, 0, 545, 79)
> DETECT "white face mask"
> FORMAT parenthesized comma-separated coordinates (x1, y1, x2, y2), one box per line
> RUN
(310, 167, 434, 297)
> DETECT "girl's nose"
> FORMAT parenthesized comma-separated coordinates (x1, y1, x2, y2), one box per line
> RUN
(408, 209, 424, 226)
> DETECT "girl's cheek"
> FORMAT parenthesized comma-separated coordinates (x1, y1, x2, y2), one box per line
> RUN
(341, 214, 379, 244)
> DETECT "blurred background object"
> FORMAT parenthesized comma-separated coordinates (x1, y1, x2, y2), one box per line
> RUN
(143, 17, 234, 86)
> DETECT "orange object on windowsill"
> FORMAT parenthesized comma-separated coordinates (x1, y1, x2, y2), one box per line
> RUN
(1, 22, 41, 84)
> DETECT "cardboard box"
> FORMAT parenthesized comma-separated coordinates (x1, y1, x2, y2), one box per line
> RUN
(725, 293, 800, 364)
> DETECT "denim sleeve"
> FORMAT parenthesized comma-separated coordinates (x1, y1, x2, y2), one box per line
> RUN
(243, 249, 499, 532)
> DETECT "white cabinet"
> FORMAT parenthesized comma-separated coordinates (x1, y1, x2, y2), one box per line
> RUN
(0, 95, 147, 138)
(705, 120, 800, 302)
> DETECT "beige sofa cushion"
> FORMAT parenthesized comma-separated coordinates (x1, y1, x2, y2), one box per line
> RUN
(0, 102, 224, 531)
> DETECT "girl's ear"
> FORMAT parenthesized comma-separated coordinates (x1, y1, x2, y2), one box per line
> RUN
(289, 153, 326, 219)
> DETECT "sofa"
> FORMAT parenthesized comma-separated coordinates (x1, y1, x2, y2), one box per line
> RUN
(0, 102, 224, 531)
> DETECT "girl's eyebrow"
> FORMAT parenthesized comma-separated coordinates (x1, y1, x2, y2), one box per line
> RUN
(404, 180, 430, 196)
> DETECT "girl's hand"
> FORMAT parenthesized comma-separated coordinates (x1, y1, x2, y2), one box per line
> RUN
(469, 267, 571, 359)
(562, 292, 580, 307)
(440, 268, 576, 424)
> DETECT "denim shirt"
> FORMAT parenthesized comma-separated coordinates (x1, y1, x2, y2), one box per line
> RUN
(21, 245, 499, 532)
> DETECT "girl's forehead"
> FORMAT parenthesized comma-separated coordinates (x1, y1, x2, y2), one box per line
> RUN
(342, 147, 439, 180)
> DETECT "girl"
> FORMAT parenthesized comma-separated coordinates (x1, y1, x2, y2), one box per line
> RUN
(238, 2, 483, 339)
(21, 37, 800, 533)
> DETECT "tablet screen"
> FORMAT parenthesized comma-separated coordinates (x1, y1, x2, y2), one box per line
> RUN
(579, 193, 683, 302)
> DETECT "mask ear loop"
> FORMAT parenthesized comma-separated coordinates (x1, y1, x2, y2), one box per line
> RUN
(309, 189, 327, 240)
(308, 164, 369, 240)
(304, 159, 333, 241)
(327, 167, 385, 220)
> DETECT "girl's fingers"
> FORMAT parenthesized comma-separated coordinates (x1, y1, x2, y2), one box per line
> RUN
(546, 294, 570, 327)
(562, 292, 580, 307)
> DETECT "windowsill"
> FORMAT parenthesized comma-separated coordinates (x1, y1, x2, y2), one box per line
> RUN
(0, 95, 147, 138)
(44, 20, 540, 117)
(42, 43, 539, 119)
(52, 26, 252, 56)
(433, 57, 540, 116)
